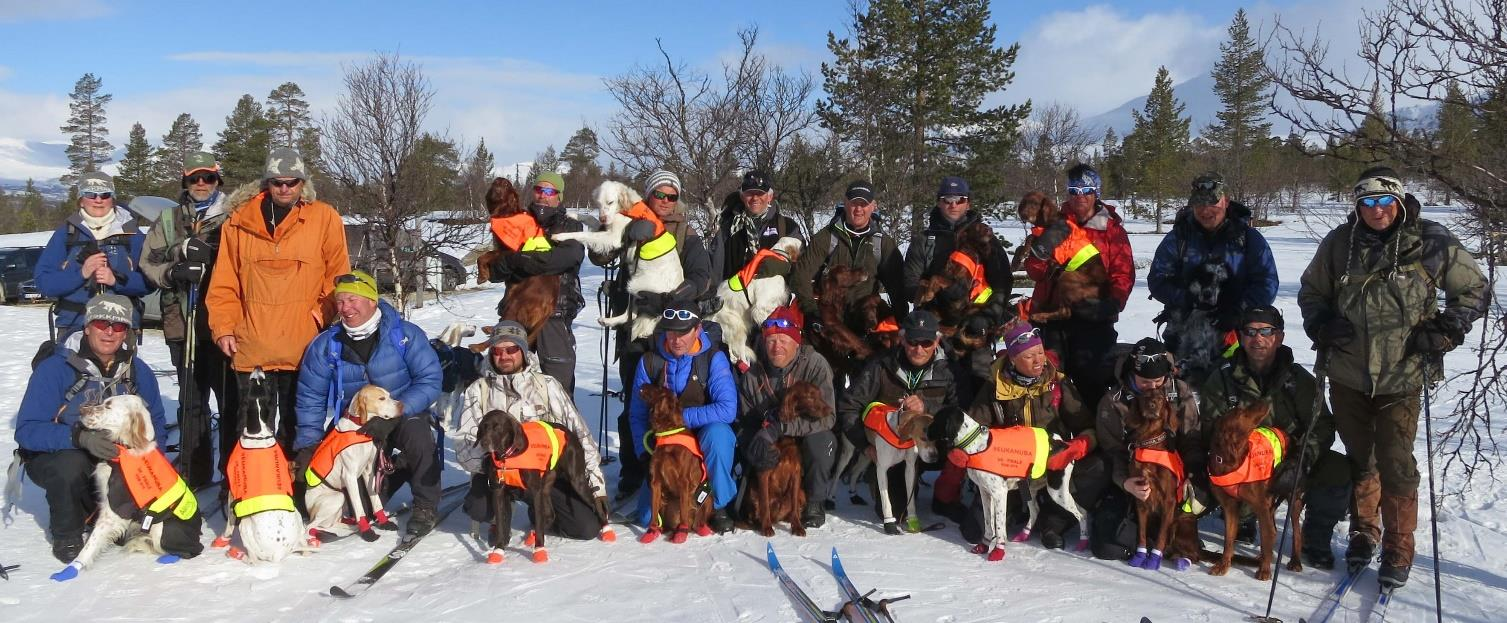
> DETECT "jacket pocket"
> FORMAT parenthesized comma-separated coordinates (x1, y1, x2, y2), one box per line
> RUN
(245, 257, 310, 304)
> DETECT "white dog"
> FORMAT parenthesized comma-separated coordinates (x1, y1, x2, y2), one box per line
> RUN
(859, 402, 937, 535)
(943, 413, 1088, 561)
(551, 180, 684, 341)
(213, 369, 310, 563)
(707, 236, 803, 368)
(53, 394, 202, 581)
(303, 385, 403, 544)
(432, 322, 477, 430)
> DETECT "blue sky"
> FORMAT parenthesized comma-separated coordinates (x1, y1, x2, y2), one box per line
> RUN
(0, 0, 1380, 180)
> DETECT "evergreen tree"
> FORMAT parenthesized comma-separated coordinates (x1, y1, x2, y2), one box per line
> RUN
(59, 73, 114, 186)
(156, 113, 204, 193)
(1434, 80, 1479, 204)
(525, 145, 560, 194)
(266, 82, 313, 148)
(1204, 9, 1273, 200)
(458, 139, 497, 218)
(214, 95, 272, 188)
(115, 123, 157, 202)
(1126, 66, 1192, 232)
(20, 179, 46, 230)
(560, 127, 604, 211)
(820, 0, 1029, 234)
(1099, 127, 1126, 199)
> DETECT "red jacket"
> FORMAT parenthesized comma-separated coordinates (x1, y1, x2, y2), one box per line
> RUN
(1025, 201, 1135, 311)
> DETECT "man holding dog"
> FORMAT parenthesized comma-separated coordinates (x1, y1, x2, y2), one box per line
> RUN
(14, 294, 168, 563)
(627, 299, 740, 532)
(1299, 167, 1487, 589)
(791, 179, 908, 326)
(455, 321, 610, 540)
(708, 170, 807, 284)
(1148, 173, 1278, 384)
(901, 176, 1011, 337)
(1198, 305, 1350, 569)
(294, 270, 444, 537)
(735, 305, 837, 529)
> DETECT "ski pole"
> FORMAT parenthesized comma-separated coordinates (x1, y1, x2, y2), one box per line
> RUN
(1422, 376, 1443, 623)
(1256, 349, 1327, 623)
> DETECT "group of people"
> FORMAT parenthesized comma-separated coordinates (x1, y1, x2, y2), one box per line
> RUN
(11, 146, 1488, 596)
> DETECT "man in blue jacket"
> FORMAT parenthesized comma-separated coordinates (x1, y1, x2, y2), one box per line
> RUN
(1147, 173, 1278, 384)
(14, 294, 167, 563)
(628, 299, 739, 533)
(34, 172, 154, 339)
(294, 271, 444, 536)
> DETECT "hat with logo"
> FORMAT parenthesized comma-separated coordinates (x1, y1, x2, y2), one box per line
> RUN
(1188, 172, 1226, 207)
(901, 310, 941, 342)
(85, 293, 135, 327)
(741, 170, 772, 193)
(183, 151, 222, 177)
(845, 180, 875, 202)
(1353, 166, 1404, 203)
(78, 171, 114, 195)
(936, 176, 969, 198)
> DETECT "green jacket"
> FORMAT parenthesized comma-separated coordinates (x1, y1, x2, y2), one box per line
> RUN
(789, 213, 907, 319)
(140, 191, 229, 341)
(1297, 194, 1487, 395)
(1198, 345, 1333, 473)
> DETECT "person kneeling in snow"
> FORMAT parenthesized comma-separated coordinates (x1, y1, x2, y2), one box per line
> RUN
(454, 321, 610, 539)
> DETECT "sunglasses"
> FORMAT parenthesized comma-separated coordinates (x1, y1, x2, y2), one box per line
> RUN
(1358, 195, 1397, 209)
(939, 195, 968, 205)
(186, 173, 221, 185)
(268, 178, 302, 188)
(650, 190, 679, 202)
(662, 309, 698, 321)
(81, 191, 113, 200)
(904, 338, 937, 348)
(1133, 352, 1169, 364)
(1066, 186, 1099, 196)
(88, 319, 130, 333)
(491, 344, 523, 355)
(1193, 179, 1223, 192)
(333, 273, 366, 286)
(533, 185, 561, 197)
(1241, 326, 1280, 337)
(847, 198, 873, 207)
(1006, 326, 1042, 346)
(762, 317, 798, 330)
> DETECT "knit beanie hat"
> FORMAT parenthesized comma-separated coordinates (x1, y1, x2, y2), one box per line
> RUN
(263, 147, 310, 181)
(1353, 166, 1404, 204)
(1130, 338, 1173, 379)
(1004, 322, 1043, 358)
(535, 171, 565, 193)
(761, 304, 803, 345)
(643, 170, 682, 198)
(1067, 163, 1102, 191)
(332, 270, 380, 302)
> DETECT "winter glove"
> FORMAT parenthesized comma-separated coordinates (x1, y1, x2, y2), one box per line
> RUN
(503, 252, 537, 277)
(632, 291, 669, 315)
(1046, 436, 1090, 471)
(1070, 298, 1120, 323)
(624, 219, 657, 243)
(1311, 317, 1356, 348)
(180, 237, 215, 263)
(935, 279, 972, 304)
(292, 446, 317, 477)
(169, 261, 207, 286)
(1407, 317, 1462, 355)
(741, 426, 782, 473)
(359, 416, 403, 443)
(1030, 222, 1072, 262)
(72, 427, 119, 460)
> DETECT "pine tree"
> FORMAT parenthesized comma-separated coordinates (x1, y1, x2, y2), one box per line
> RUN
(525, 145, 560, 194)
(155, 113, 205, 194)
(266, 82, 312, 148)
(1127, 66, 1192, 233)
(59, 73, 114, 186)
(115, 123, 157, 202)
(1204, 9, 1273, 200)
(458, 139, 497, 218)
(214, 95, 272, 188)
(1434, 80, 1479, 204)
(560, 127, 604, 211)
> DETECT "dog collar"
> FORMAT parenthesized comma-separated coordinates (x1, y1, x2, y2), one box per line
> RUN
(654, 427, 687, 437)
(956, 425, 985, 451)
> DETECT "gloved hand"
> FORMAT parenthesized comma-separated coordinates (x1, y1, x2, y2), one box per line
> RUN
(72, 427, 119, 460)
(946, 448, 969, 468)
(963, 314, 992, 337)
(624, 219, 657, 243)
(1312, 317, 1356, 348)
(169, 261, 206, 285)
(1030, 222, 1071, 262)
(632, 291, 668, 314)
(359, 416, 403, 442)
(1407, 317, 1463, 355)
(1046, 436, 1090, 471)
(935, 279, 971, 304)
(181, 237, 215, 263)
(1070, 298, 1119, 323)
(292, 446, 316, 477)
(503, 252, 536, 276)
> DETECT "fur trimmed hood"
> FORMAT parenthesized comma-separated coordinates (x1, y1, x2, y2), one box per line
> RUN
(223, 179, 318, 214)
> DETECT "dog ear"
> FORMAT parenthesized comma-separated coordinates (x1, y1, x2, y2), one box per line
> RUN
(123, 400, 154, 449)
(349, 390, 369, 424)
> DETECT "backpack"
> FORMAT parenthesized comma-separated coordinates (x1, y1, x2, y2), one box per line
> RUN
(320, 322, 412, 423)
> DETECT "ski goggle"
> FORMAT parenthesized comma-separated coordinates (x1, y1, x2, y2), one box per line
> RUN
(662, 309, 698, 321)
(1241, 326, 1280, 337)
(333, 273, 364, 286)
(762, 317, 798, 330)
(1358, 195, 1397, 209)
(533, 186, 561, 197)
(650, 190, 679, 202)
(1006, 327, 1042, 347)
(88, 319, 130, 333)
(81, 191, 113, 200)
(1066, 186, 1099, 196)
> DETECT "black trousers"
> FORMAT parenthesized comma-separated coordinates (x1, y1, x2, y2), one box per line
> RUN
(463, 472, 602, 540)
(536, 317, 577, 396)
(24, 450, 98, 541)
(167, 336, 236, 488)
(799, 431, 837, 503)
(380, 416, 441, 512)
(1042, 319, 1118, 409)
(222, 370, 299, 476)
(614, 337, 652, 490)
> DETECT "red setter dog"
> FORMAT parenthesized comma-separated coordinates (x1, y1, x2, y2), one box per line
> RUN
(750, 381, 827, 537)
(1208, 402, 1304, 580)
(1125, 389, 1202, 571)
(481, 177, 559, 346)
(639, 385, 711, 544)
(807, 265, 875, 377)
(850, 293, 900, 352)
(1014, 191, 1112, 325)
(913, 221, 997, 331)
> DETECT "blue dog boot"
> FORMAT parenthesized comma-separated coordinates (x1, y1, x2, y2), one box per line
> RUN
(51, 562, 82, 582)
(1144, 550, 1163, 571)
(1173, 557, 1191, 571)
(1128, 547, 1148, 568)
(156, 554, 181, 565)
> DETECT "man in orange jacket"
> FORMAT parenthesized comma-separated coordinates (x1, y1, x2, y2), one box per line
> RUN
(206, 147, 350, 462)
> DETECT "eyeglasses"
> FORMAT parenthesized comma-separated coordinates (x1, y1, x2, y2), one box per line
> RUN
(186, 173, 220, 185)
(1066, 186, 1099, 196)
(491, 344, 523, 355)
(81, 191, 113, 200)
(1193, 179, 1223, 192)
(533, 185, 561, 197)
(1241, 326, 1280, 337)
(847, 198, 872, 207)
(762, 317, 798, 330)
(904, 338, 937, 348)
(939, 195, 968, 205)
(268, 178, 302, 188)
(1006, 326, 1042, 347)
(650, 190, 679, 203)
(662, 309, 698, 321)
(1358, 195, 1397, 209)
(88, 319, 129, 333)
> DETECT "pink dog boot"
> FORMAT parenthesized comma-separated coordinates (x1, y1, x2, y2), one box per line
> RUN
(531, 548, 549, 563)
(524, 531, 537, 547)
(970, 543, 988, 555)
(226, 546, 246, 561)
(1010, 529, 1031, 543)
(306, 528, 324, 548)
(669, 525, 689, 544)
(599, 527, 617, 542)
(1075, 537, 1091, 552)
(485, 550, 504, 565)
(638, 528, 662, 544)
(212, 535, 231, 548)
(695, 525, 713, 537)
(987, 546, 1006, 562)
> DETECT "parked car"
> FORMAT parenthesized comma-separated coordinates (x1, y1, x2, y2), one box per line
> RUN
(345, 223, 467, 294)
(0, 246, 45, 304)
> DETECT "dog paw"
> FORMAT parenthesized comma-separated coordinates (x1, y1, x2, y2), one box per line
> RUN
(1010, 529, 1031, 543)
(757, 527, 774, 538)
(485, 551, 504, 565)
(791, 526, 807, 538)
(1074, 537, 1090, 552)
(970, 543, 988, 555)
(531, 548, 549, 563)
(226, 546, 246, 561)
(212, 536, 231, 548)
(1209, 563, 1230, 576)
(1286, 560, 1303, 573)
(599, 527, 617, 543)
(850, 495, 868, 506)
(1255, 568, 1272, 581)
(638, 529, 661, 544)
(987, 547, 1006, 562)
(883, 521, 901, 535)
(694, 525, 713, 537)
(358, 529, 380, 543)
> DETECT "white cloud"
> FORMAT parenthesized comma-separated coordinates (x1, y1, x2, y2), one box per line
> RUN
(0, 138, 69, 181)
(0, 0, 110, 23)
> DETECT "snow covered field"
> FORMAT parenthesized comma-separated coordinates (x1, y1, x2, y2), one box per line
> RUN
(1, 206, 1504, 622)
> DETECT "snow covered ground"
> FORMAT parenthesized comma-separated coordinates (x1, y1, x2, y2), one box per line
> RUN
(2, 205, 1505, 622)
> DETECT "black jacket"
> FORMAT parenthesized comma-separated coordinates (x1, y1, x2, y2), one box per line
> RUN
(709, 194, 809, 282)
(488, 203, 586, 319)
(790, 211, 908, 319)
(900, 207, 1012, 322)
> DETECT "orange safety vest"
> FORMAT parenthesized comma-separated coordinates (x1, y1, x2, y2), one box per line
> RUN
(872, 317, 899, 333)
(490, 212, 552, 253)
(305, 428, 373, 488)
(728, 248, 787, 292)
(621, 201, 667, 237)
(863, 403, 911, 449)
(1133, 447, 1186, 501)
(964, 426, 1049, 479)
(1209, 427, 1288, 488)
(1221, 329, 1240, 358)
(643, 429, 707, 482)
(491, 421, 566, 490)
(113, 445, 198, 520)
(1034, 220, 1101, 271)
(948, 251, 993, 304)
(226, 442, 297, 518)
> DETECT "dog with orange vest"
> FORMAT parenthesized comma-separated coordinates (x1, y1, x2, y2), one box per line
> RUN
(214, 368, 311, 562)
(1208, 401, 1304, 580)
(707, 235, 804, 369)
(302, 385, 403, 544)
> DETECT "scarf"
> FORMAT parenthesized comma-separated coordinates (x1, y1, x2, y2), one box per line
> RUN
(79, 209, 118, 239)
(1009, 368, 1041, 388)
(342, 307, 382, 341)
(731, 209, 769, 259)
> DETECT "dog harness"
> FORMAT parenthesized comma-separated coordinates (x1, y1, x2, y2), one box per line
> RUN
(726, 248, 787, 292)
(947, 251, 994, 304)
(112, 445, 198, 521)
(491, 421, 566, 490)
(963, 426, 1049, 479)
(1208, 426, 1288, 488)
(642, 427, 707, 482)
(863, 403, 912, 449)
(622, 201, 677, 261)
(1035, 221, 1101, 271)
(305, 428, 374, 488)
(226, 442, 296, 518)
(490, 212, 553, 253)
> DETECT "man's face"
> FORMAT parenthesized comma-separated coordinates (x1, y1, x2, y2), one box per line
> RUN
(844, 197, 876, 230)
(1193, 195, 1229, 231)
(334, 293, 378, 328)
(533, 181, 562, 208)
(937, 195, 969, 221)
(763, 332, 799, 369)
(647, 184, 679, 219)
(84, 319, 127, 357)
(1065, 189, 1097, 222)
(1132, 374, 1166, 393)
(902, 336, 938, 367)
(1239, 322, 1283, 368)
(79, 192, 114, 218)
(268, 177, 303, 208)
(186, 172, 220, 202)
(665, 325, 700, 357)
(741, 188, 773, 216)
(1358, 195, 1400, 231)
(1009, 344, 1048, 378)
(490, 342, 525, 374)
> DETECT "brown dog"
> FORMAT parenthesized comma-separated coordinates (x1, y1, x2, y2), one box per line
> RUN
(639, 385, 711, 544)
(1013, 191, 1112, 325)
(482, 177, 560, 346)
(851, 294, 901, 352)
(913, 221, 997, 331)
(808, 265, 875, 378)
(1208, 402, 1304, 580)
(1125, 389, 1188, 570)
(750, 381, 827, 537)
